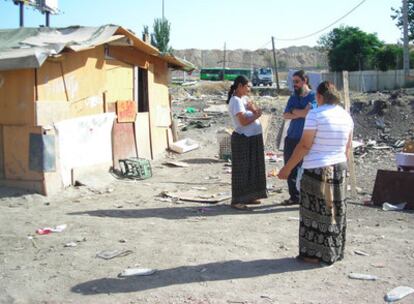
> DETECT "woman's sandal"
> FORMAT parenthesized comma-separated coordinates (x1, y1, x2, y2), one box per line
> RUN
(231, 203, 251, 210)
(247, 200, 261, 205)
(281, 199, 299, 206)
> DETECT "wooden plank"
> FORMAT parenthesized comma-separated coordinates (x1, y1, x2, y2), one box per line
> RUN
(36, 60, 68, 102)
(342, 70, 357, 198)
(116, 100, 137, 123)
(105, 59, 133, 104)
(147, 64, 170, 159)
(61, 46, 106, 102)
(0, 125, 3, 179)
(3, 126, 44, 181)
(0, 69, 35, 125)
(108, 46, 150, 69)
(112, 122, 137, 170)
(259, 113, 272, 145)
(135, 112, 152, 160)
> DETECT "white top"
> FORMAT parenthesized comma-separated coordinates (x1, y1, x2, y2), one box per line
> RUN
(228, 96, 262, 137)
(302, 104, 354, 169)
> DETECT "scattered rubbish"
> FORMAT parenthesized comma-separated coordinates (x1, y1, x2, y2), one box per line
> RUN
(205, 175, 220, 180)
(64, 242, 77, 248)
(106, 188, 114, 193)
(163, 190, 231, 203)
(96, 249, 133, 260)
(163, 161, 190, 168)
(36, 224, 67, 235)
(169, 138, 199, 154)
(191, 186, 207, 191)
(119, 239, 127, 243)
(370, 263, 385, 268)
(395, 152, 414, 168)
(267, 169, 278, 177)
(224, 168, 232, 174)
(265, 151, 283, 162)
(204, 104, 228, 113)
(348, 273, 378, 281)
(118, 268, 157, 277)
(185, 107, 197, 113)
(354, 250, 369, 256)
(385, 286, 414, 302)
(382, 202, 407, 211)
(288, 217, 300, 221)
(156, 197, 174, 203)
(217, 128, 232, 161)
(181, 120, 211, 131)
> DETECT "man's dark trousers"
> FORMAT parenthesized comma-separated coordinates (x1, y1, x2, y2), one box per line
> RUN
(283, 136, 302, 203)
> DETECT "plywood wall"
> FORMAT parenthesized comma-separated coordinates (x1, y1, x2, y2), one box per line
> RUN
(3, 126, 44, 181)
(0, 69, 35, 125)
(147, 62, 171, 159)
(105, 59, 133, 104)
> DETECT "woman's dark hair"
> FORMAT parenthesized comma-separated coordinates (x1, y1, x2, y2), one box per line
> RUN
(226, 75, 249, 104)
(304, 75, 312, 89)
(292, 69, 306, 81)
(316, 81, 340, 105)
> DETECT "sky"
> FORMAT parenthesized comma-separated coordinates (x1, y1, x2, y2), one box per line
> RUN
(0, 0, 404, 50)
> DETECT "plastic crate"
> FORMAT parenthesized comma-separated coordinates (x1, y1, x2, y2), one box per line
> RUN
(119, 157, 152, 180)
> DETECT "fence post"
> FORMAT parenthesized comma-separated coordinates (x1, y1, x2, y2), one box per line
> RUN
(342, 71, 357, 198)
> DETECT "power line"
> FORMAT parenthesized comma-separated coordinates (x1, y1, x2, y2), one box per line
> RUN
(274, 0, 367, 41)
(256, 40, 272, 50)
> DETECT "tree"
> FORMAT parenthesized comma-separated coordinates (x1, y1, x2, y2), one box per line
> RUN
(318, 26, 384, 71)
(391, 0, 414, 41)
(151, 18, 172, 53)
(374, 45, 402, 71)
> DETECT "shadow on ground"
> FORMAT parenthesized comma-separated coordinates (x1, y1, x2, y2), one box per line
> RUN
(71, 257, 317, 295)
(68, 204, 298, 220)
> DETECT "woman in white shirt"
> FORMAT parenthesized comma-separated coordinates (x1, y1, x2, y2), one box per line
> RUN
(278, 81, 354, 265)
(227, 75, 268, 210)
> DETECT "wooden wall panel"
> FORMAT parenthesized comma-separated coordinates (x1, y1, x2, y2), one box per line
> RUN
(61, 46, 106, 102)
(0, 69, 35, 125)
(105, 59, 133, 104)
(3, 126, 44, 181)
(147, 64, 171, 159)
(37, 60, 68, 102)
(0, 125, 3, 179)
(135, 112, 152, 160)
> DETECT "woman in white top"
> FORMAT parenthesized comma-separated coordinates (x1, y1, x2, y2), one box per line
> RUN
(227, 75, 268, 210)
(278, 81, 354, 265)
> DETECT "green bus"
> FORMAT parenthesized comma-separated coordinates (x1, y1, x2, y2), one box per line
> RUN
(200, 68, 252, 81)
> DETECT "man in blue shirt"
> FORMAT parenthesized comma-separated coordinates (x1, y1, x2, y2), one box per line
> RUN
(281, 70, 317, 205)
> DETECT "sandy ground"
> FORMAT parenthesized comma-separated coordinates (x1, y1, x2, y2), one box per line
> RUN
(0, 89, 413, 304)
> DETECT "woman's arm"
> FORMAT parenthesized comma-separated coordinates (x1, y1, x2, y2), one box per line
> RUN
(236, 110, 262, 126)
(277, 129, 316, 179)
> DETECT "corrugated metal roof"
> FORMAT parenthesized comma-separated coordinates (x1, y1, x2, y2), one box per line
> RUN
(0, 25, 195, 72)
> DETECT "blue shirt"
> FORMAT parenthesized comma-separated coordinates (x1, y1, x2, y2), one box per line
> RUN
(284, 91, 317, 139)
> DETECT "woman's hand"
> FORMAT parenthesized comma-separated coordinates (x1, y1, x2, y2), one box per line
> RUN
(277, 166, 291, 180)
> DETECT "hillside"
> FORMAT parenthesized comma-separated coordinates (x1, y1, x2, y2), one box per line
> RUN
(173, 46, 328, 70)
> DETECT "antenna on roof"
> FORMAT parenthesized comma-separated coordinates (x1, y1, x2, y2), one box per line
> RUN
(12, 0, 36, 27)
(35, 0, 59, 27)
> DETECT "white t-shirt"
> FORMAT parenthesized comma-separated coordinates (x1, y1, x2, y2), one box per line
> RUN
(228, 96, 262, 137)
(302, 104, 354, 169)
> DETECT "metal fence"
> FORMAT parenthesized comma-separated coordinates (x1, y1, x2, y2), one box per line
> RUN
(321, 69, 414, 92)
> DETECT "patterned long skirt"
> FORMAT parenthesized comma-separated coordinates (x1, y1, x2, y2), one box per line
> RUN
(299, 163, 348, 265)
(231, 132, 268, 204)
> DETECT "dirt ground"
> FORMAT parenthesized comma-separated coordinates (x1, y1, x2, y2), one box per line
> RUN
(0, 83, 413, 304)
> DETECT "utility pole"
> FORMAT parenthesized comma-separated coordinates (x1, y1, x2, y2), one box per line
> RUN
(222, 42, 226, 81)
(271, 36, 280, 90)
(162, 0, 165, 19)
(403, 0, 410, 78)
(45, 11, 50, 27)
(13, 0, 24, 27)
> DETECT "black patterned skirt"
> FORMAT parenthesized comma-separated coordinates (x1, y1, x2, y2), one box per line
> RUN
(231, 132, 268, 204)
(299, 163, 347, 264)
